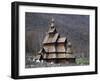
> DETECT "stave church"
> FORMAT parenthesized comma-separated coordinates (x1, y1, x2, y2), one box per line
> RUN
(37, 18, 76, 63)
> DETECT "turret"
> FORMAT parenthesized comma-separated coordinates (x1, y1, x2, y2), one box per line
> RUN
(48, 18, 57, 34)
(50, 18, 55, 28)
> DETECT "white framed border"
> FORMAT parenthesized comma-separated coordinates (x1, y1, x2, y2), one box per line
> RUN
(19, 5, 95, 76)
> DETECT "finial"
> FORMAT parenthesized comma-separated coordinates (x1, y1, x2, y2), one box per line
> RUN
(50, 17, 55, 28)
(51, 18, 54, 23)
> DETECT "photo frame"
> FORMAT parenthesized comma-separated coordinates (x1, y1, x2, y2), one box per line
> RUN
(11, 1, 98, 79)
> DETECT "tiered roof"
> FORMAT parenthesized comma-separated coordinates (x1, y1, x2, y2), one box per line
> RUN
(57, 37, 67, 43)
(38, 18, 75, 60)
(43, 33, 59, 44)
(48, 28, 57, 34)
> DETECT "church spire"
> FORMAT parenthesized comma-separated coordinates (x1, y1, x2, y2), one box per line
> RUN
(50, 18, 55, 28)
(48, 18, 57, 34)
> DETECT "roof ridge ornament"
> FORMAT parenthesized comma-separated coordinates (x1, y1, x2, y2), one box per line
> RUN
(50, 17, 55, 28)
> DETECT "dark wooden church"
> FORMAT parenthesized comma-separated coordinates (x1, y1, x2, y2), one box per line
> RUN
(37, 18, 75, 63)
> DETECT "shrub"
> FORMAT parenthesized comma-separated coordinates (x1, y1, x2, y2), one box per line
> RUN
(76, 58, 89, 65)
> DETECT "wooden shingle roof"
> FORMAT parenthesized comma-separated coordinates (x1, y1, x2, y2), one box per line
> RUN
(44, 46, 56, 53)
(57, 37, 67, 43)
(56, 44, 66, 52)
(38, 47, 46, 54)
(43, 33, 59, 44)
(48, 28, 57, 34)
(65, 54, 75, 58)
(47, 53, 56, 59)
